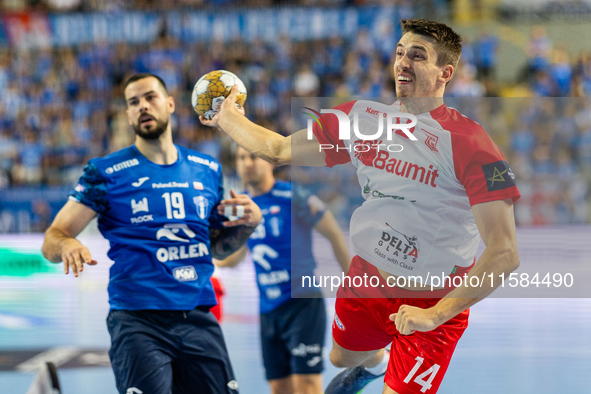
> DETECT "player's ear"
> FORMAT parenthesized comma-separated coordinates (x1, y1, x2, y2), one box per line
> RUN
(440, 64, 454, 85)
(167, 95, 175, 114)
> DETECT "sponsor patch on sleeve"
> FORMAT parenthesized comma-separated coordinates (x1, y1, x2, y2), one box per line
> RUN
(481, 160, 516, 192)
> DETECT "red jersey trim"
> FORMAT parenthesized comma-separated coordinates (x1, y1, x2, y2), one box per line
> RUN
(430, 104, 521, 205)
(312, 101, 356, 168)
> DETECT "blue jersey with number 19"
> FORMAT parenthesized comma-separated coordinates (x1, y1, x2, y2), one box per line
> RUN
(247, 181, 326, 313)
(69, 145, 228, 311)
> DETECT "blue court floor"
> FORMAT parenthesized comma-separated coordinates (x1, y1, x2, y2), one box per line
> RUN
(1, 230, 591, 393)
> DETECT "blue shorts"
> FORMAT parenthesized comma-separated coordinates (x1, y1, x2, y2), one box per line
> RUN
(260, 297, 326, 380)
(107, 307, 238, 394)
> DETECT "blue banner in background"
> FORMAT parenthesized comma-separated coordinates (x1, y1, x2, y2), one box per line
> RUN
(0, 6, 403, 47)
(50, 12, 163, 46)
(168, 6, 401, 43)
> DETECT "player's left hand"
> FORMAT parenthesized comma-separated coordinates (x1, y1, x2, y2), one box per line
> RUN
(390, 304, 440, 335)
(217, 189, 262, 228)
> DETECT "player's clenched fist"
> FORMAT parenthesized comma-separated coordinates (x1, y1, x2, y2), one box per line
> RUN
(390, 304, 440, 335)
(60, 238, 97, 277)
(217, 189, 262, 228)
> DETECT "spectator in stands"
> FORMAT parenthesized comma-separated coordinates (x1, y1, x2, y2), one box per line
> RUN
(525, 25, 552, 80)
(474, 28, 498, 80)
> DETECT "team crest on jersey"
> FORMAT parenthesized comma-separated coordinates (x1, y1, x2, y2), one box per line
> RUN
(423, 130, 439, 152)
(193, 196, 209, 219)
(131, 197, 149, 214)
(482, 160, 516, 192)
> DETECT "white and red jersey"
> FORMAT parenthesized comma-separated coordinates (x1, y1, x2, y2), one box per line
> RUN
(313, 100, 521, 281)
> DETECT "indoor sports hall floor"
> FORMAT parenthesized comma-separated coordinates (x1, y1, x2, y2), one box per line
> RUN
(1, 228, 591, 393)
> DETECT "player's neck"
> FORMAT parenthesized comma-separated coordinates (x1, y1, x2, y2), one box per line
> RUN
(246, 176, 275, 197)
(398, 96, 444, 115)
(134, 133, 178, 165)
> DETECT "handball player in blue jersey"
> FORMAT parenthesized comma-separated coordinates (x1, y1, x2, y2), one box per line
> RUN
(215, 146, 350, 394)
(42, 73, 262, 394)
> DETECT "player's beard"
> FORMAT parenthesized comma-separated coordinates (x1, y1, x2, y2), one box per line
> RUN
(133, 117, 169, 140)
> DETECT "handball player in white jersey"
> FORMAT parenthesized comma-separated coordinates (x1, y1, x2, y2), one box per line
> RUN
(201, 19, 520, 394)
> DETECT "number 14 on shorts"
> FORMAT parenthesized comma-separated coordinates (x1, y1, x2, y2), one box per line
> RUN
(403, 356, 441, 393)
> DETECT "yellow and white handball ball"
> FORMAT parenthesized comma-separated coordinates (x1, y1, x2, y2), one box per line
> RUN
(191, 70, 247, 120)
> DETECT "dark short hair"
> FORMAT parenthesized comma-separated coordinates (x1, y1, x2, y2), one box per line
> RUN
(400, 19, 462, 71)
(124, 73, 169, 95)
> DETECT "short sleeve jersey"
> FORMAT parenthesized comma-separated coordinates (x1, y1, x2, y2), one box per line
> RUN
(313, 100, 520, 281)
(69, 145, 227, 310)
(246, 181, 326, 313)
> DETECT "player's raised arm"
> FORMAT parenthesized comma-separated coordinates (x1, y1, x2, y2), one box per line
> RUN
(42, 200, 98, 277)
(391, 198, 520, 335)
(200, 85, 326, 167)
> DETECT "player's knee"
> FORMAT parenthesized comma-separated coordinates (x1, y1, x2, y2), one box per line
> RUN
(330, 347, 361, 368)
(292, 374, 322, 393)
(269, 376, 293, 394)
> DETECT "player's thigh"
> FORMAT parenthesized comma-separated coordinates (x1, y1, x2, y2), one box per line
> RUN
(173, 307, 238, 394)
(268, 376, 294, 394)
(107, 310, 174, 394)
(282, 298, 326, 375)
(332, 295, 393, 356)
(261, 307, 292, 381)
(292, 373, 323, 394)
(384, 309, 469, 394)
(383, 382, 401, 394)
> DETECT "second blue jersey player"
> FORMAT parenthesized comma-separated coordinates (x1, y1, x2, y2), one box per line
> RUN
(216, 146, 350, 394)
(42, 74, 262, 394)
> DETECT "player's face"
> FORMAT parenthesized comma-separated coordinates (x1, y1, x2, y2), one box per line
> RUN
(394, 33, 452, 98)
(125, 77, 175, 140)
(235, 147, 273, 185)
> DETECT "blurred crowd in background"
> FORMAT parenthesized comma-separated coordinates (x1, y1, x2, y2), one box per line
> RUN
(1, 2, 591, 227)
(2, 0, 445, 13)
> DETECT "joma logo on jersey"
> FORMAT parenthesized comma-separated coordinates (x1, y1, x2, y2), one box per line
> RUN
(173, 266, 198, 282)
(105, 158, 139, 174)
(378, 224, 420, 262)
(303, 107, 418, 142)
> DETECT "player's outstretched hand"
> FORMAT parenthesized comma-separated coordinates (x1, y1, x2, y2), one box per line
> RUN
(60, 238, 97, 277)
(217, 189, 262, 228)
(390, 304, 440, 335)
(199, 85, 244, 128)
